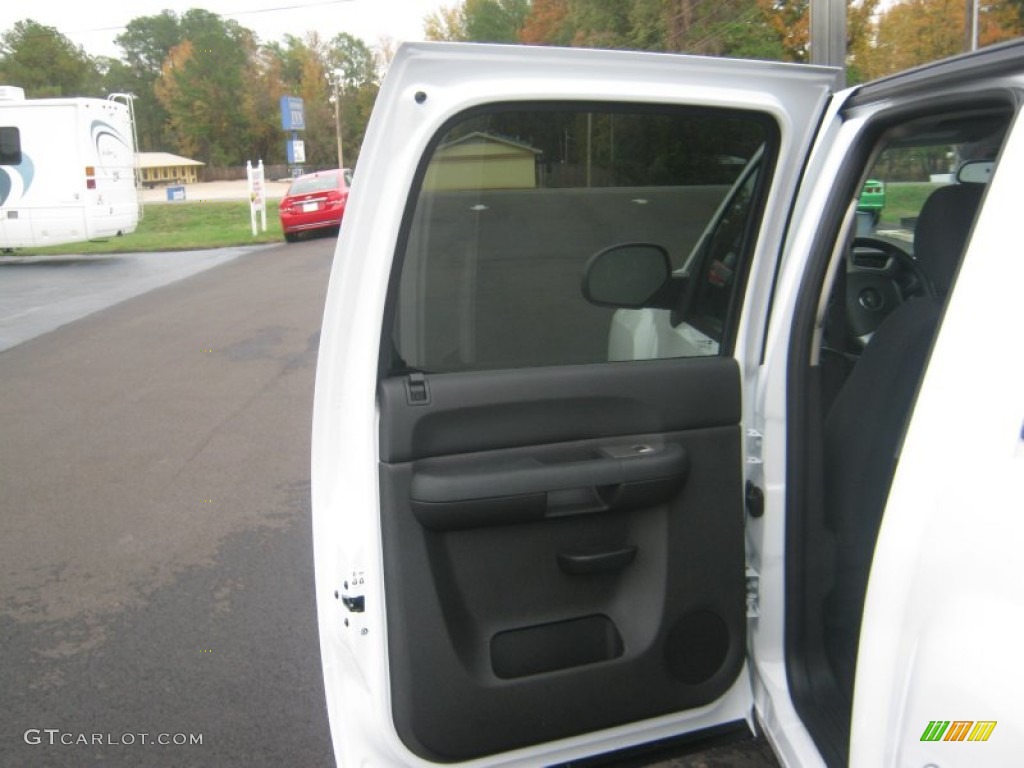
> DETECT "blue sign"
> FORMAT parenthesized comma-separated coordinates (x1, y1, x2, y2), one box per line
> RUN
(280, 96, 306, 131)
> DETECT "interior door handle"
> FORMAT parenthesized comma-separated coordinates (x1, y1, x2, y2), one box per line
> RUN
(411, 442, 688, 530)
(557, 545, 638, 575)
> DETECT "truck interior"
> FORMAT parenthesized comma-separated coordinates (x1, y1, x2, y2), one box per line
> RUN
(787, 102, 1012, 765)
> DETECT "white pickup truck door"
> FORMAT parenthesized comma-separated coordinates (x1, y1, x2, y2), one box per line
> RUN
(312, 42, 838, 767)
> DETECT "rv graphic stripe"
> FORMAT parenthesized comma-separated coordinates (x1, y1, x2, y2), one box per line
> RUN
(0, 152, 34, 205)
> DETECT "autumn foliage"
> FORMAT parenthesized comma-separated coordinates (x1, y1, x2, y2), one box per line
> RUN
(431, 0, 1024, 82)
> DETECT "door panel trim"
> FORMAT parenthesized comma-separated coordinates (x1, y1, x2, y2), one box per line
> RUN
(379, 357, 741, 463)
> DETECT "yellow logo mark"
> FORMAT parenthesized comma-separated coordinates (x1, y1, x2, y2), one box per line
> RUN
(967, 721, 998, 742)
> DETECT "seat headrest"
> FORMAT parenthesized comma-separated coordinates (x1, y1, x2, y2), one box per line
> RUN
(914, 183, 984, 295)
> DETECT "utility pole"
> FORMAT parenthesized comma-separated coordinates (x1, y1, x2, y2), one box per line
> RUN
(965, 0, 979, 52)
(809, 0, 847, 74)
(332, 69, 345, 170)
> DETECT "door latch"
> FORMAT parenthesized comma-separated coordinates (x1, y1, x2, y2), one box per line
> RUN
(341, 594, 365, 613)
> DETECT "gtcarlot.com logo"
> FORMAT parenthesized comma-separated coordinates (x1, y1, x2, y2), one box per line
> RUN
(920, 720, 997, 742)
(24, 729, 203, 747)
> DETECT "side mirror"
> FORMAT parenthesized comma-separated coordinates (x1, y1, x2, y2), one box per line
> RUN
(582, 243, 678, 309)
(957, 160, 993, 185)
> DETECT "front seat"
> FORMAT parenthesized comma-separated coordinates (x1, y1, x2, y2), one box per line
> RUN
(822, 181, 984, 704)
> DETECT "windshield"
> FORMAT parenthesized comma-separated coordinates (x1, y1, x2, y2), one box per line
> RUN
(289, 172, 339, 195)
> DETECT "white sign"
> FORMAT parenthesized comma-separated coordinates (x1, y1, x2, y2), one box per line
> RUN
(246, 159, 267, 236)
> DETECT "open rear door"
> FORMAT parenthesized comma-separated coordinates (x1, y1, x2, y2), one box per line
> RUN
(313, 42, 837, 766)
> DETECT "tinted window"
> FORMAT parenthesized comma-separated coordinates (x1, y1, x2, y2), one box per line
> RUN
(288, 172, 339, 195)
(0, 126, 21, 165)
(390, 105, 774, 374)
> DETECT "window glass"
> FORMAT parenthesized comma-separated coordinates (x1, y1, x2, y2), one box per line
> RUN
(0, 126, 21, 165)
(288, 171, 339, 195)
(854, 122, 1003, 237)
(390, 105, 774, 374)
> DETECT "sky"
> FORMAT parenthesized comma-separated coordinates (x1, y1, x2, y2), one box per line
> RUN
(0, 0, 451, 59)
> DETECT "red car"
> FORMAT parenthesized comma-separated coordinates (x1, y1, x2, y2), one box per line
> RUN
(279, 168, 352, 243)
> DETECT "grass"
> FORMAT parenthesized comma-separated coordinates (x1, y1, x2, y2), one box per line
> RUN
(878, 182, 943, 227)
(8, 200, 286, 255)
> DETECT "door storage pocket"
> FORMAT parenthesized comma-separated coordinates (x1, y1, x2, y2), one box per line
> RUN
(491, 614, 623, 679)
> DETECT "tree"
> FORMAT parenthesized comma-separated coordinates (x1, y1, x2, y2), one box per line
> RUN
(465, 0, 531, 41)
(647, 0, 785, 57)
(426, 0, 530, 42)
(865, 0, 1024, 80)
(325, 34, 380, 167)
(327, 32, 379, 89)
(519, 0, 572, 44)
(564, 0, 634, 48)
(846, 0, 882, 83)
(113, 11, 185, 150)
(264, 32, 384, 168)
(425, 4, 468, 40)
(240, 44, 290, 165)
(755, 0, 809, 61)
(152, 10, 256, 166)
(518, 0, 786, 57)
(0, 19, 99, 97)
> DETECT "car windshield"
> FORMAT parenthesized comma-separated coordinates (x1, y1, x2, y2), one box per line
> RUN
(289, 172, 339, 195)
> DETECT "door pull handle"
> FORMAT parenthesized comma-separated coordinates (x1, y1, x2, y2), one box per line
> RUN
(557, 545, 638, 575)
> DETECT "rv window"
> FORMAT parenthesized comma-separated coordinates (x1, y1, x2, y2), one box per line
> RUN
(0, 127, 21, 165)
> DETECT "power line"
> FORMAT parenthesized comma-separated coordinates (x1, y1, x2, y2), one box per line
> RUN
(667, 0, 763, 54)
(2, 1, 355, 42)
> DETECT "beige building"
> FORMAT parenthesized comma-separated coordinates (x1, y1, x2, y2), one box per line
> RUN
(423, 132, 540, 191)
(137, 152, 205, 187)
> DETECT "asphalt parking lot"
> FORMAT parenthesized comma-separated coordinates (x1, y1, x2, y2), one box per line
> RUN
(0, 239, 337, 766)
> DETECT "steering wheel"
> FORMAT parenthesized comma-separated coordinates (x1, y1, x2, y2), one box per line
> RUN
(846, 236, 936, 344)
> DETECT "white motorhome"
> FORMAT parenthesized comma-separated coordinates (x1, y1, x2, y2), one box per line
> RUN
(0, 86, 140, 249)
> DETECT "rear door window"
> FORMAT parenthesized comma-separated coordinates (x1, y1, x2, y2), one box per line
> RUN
(389, 104, 776, 374)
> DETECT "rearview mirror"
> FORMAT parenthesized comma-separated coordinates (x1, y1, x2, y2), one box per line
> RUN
(582, 243, 676, 309)
(957, 160, 993, 184)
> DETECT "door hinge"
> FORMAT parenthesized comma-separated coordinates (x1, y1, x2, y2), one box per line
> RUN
(405, 372, 431, 406)
(745, 428, 763, 465)
(745, 566, 760, 618)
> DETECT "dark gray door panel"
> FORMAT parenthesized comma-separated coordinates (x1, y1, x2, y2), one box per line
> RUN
(380, 356, 740, 462)
(377, 359, 747, 760)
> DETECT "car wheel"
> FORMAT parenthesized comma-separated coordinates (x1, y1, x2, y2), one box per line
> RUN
(284, 232, 300, 243)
